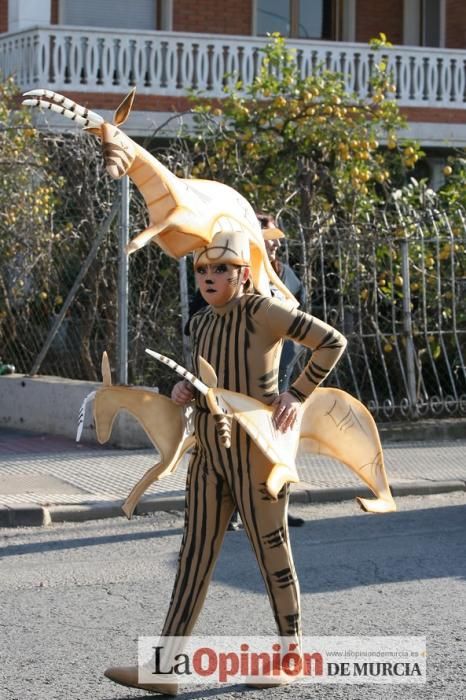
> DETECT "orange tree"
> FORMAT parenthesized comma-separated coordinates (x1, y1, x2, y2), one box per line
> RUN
(183, 33, 428, 321)
(178, 35, 465, 408)
(0, 76, 61, 364)
(187, 33, 423, 227)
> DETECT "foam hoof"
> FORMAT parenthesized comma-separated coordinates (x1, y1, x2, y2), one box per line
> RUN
(104, 665, 178, 695)
(357, 496, 397, 513)
(266, 463, 299, 500)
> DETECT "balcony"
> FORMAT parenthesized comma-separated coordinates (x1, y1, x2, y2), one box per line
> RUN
(2, 25, 466, 149)
(1, 25, 466, 107)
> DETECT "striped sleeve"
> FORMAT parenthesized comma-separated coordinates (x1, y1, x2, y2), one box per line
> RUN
(264, 299, 347, 401)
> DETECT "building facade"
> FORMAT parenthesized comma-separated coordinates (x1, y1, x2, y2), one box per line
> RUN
(1, 0, 466, 178)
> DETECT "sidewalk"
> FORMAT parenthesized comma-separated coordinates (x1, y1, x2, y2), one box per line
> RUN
(0, 427, 465, 527)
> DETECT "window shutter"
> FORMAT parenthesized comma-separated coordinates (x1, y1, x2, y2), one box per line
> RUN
(60, 0, 157, 31)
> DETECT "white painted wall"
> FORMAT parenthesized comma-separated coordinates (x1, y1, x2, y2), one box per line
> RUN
(8, 0, 51, 32)
(0, 375, 152, 448)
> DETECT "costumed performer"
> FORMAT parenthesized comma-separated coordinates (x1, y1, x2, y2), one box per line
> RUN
(186, 212, 306, 530)
(104, 228, 347, 695)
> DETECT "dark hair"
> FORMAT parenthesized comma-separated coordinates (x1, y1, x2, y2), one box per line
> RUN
(243, 277, 254, 293)
(255, 211, 276, 229)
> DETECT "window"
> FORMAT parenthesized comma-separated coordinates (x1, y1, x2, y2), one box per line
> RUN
(59, 0, 158, 31)
(421, 0, 442, 47)
(256, 0, 335, 40)
(403, 0, 444, 48)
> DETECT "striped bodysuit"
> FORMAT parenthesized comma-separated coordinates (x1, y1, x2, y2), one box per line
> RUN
(160, 293, 346, 643)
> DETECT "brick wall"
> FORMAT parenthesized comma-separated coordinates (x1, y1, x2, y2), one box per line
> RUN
(445, 0, 466, 48)
(0, 0, 8, 33)
(52, 92, 202, 114)
(173, 0, 252, 35)
(401, 106, 466, 124)
(49, 92, 466, 129)
(51, 0, 58, 24)
(355, 0, 403, 45)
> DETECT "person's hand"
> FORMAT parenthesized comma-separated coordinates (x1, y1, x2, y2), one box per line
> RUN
(272, 392, 301, 432)
(171, 380, 194, 406)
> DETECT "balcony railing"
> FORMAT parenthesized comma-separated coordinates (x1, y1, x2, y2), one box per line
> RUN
(1, 26, 466, 108)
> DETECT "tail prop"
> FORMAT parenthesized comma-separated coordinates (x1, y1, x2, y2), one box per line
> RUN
(76, 390, 97, 442)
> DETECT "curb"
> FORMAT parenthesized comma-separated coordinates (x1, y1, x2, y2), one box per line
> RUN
(47, 496, 187, 523)
(1, 480, 464, 528)
(378, 419, 466, 444)
(290, 479, 466, 504)
(0, 503, 51, 528)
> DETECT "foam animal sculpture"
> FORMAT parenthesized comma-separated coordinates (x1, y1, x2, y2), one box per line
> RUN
(22, 88, 293, 302)
(76, 352, 195, 519)
(80, 352, 396, 519)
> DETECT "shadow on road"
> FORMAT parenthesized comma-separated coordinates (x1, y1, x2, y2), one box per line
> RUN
(1, 504, 465, 593)
(102, 684, 251, 699)
(0, 526, 184, 558)
(213, 503, 466, 593)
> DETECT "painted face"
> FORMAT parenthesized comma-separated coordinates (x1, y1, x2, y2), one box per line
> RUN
(195, 263, 248, 307)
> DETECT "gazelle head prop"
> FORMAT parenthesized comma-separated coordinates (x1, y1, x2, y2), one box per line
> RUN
(22, 88, 296, 302)
(23, 88, 138, 180)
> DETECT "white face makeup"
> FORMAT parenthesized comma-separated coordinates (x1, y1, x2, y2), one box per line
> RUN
(195, 263, 249, 307)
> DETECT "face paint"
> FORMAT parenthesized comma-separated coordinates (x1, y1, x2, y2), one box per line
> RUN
(195, 264, 248, 307)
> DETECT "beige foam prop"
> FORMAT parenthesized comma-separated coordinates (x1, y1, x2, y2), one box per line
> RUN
(299, 388, 396, 513)
(83, 350, 396, 518)
(22, 88, 293, 302)
(199, 385, 396, 512)
(93, 353, 195, 519)
(122, 350, 395, 514)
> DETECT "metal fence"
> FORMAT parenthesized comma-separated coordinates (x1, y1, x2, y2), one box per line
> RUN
(0, 132, 184, 395)
(1, 133, 465, 418)
(284, 207, 466, 420)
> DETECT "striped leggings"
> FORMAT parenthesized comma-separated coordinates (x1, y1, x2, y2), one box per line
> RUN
(161, 412, 301, 641)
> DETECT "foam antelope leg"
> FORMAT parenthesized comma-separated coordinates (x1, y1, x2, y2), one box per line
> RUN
(122, 428, 196, 519)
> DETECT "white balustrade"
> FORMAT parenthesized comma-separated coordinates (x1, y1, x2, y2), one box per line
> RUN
(1, 26, 465, 108)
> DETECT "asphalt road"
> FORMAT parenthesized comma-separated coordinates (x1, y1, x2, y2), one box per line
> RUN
(1, 492, 465, 700)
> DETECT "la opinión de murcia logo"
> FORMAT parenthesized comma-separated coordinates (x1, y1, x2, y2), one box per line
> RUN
(138, 636, 427, 685)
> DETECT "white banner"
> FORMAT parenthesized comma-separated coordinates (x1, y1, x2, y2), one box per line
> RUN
(138, 635, 426, 685)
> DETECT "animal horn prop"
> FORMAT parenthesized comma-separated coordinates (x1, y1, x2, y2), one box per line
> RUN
(145, 348, 232, 448)
(23, 89, 104, 128)
(145, 349, 210, 395)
